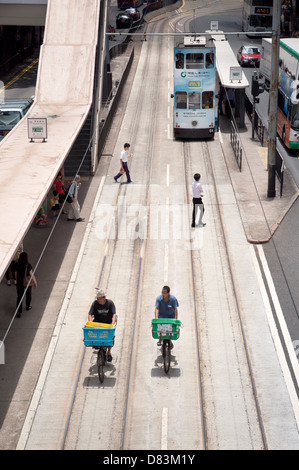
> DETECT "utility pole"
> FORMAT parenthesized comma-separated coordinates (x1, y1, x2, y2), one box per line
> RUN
(267, 0, 281, 198)
(251, 70, 264, 139)
(91, 0, 108, 175)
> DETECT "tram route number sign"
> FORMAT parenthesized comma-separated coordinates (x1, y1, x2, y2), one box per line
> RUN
(188, 81, 201, 87)
(28, 117, 47, 142)
(255, 7, 270, 14)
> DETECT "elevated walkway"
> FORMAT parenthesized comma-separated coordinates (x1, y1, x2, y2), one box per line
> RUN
(0, 0, 101, 281)
(0, 0, 47, 26)
(207, 30, 249, 127)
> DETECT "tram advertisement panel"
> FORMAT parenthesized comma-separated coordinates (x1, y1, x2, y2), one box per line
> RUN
(173, 47, 216, 138)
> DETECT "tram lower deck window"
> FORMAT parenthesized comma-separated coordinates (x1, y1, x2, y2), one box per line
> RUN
(189, 92, 201, 109)
(202, 91, 213, 109)
(175, 91, 187, 109)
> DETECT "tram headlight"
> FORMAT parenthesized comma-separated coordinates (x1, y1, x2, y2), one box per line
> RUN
(191, 120, 198, 127)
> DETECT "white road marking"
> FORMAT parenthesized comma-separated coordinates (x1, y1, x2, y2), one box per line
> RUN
(219, 128, 223, 144)
(251, 244, 299, 427)
(161, 407, 168, 450)
(164, 243, 169, 283)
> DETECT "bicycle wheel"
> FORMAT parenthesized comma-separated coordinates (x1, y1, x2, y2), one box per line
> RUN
(97, 348, 106, 383)
(162, 340, 171, 374)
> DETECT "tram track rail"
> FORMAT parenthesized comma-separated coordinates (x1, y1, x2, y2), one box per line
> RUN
(173, 7, 268, 450)
(183, 139, 268, 449)
(181, 141, 208, 450)
(62, 10, 262, 451)
(60, 14, 210, 451)
(60, 18, 171, 450)
(20, 8, 283, 451)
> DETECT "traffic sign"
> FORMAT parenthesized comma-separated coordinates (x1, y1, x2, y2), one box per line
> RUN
(28, 118, 47, 142)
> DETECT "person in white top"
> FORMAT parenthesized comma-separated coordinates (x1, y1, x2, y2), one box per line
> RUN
(114, 143, 132, 183)
(67, 174, 85, 222)
(191, 173, 206, 228)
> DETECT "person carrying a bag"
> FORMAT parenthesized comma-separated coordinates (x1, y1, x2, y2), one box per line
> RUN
(14, 252, 37, 318)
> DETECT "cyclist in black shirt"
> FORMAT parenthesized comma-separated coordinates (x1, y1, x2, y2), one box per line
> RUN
(88, 289, 116, 361)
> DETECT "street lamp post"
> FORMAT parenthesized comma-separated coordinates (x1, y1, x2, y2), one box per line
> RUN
(267, 0, 282, 198)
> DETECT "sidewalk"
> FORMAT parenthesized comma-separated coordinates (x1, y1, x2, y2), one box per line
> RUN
(218, 113, 299, 243)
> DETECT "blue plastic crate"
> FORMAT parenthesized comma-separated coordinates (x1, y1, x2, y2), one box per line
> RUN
(83, 325, 116, 347)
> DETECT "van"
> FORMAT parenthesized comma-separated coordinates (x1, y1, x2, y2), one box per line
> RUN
(0, 98, 34, 141)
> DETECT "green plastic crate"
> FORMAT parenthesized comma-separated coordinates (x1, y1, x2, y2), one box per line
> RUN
(152, 318, 181, 341)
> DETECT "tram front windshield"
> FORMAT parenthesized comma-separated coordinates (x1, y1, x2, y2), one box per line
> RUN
(186, 53, 204, 69)
(249, 15, 272, 28)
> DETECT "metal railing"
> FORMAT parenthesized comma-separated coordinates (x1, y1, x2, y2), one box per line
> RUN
(230, 120, 242, 171)
(245, 92, 285, 195)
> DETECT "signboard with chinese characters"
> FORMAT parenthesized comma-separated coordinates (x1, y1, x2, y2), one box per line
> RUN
(230, 66, 242, 82)
(28, 118, 47, 142)
(210, 20, 219, 30)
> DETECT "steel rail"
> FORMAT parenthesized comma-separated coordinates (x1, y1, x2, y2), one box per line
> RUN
(107, 31, 270, 36)
(182, 141, 208, 450)
(60, 20, 163, 450)
(202, 139, 268, 449)
(120, 18, 167, 450)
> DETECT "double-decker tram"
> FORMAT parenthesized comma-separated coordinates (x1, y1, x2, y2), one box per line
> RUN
(242, 0, 273, 33)
(173, 36, 216, 139)
(277, 39, 299, 149)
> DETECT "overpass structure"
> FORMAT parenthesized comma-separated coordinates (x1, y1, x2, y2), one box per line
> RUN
(0, 0, 102, 281)
(207, 30, 250, 127)
(0, 0, 47, 26)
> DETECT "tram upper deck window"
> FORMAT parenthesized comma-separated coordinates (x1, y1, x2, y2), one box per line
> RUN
(186, 53, 204, 69)
(202, 91, 213, 109)
(189, 92, 201, 109)
(176, 53, 184, 69)
(175, 91, 187, 109)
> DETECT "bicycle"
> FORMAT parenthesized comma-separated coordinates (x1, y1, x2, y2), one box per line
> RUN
(94, 345, 109, 383)
(152, 318, 181, 373)
(83, 321, 116, 383)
